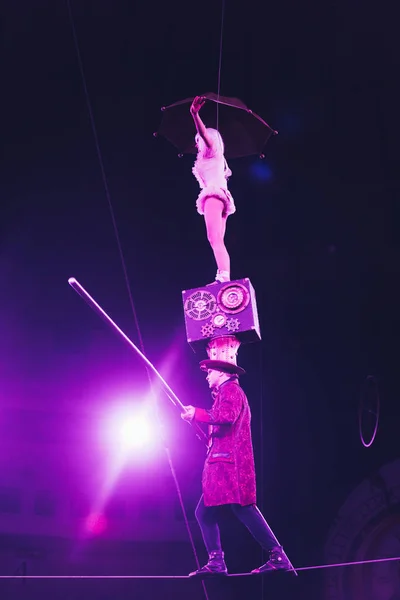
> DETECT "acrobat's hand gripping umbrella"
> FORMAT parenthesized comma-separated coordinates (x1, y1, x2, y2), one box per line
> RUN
(156, 92, 278, 159)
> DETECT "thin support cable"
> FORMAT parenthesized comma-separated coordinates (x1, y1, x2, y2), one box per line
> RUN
(65, 0, 143, 351)
(66, 3, 208, 597)
(216, 0, 226, 133)
(3, 553, 400, 578)
(296, 554, 400, 572)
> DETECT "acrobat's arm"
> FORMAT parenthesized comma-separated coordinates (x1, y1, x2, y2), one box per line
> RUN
(190, 96, 212, 148)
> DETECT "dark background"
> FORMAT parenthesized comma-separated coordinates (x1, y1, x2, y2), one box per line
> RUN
(1, 0, 399, 598)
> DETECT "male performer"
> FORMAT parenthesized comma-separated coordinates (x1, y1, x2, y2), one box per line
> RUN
(181, 356, 294, 577)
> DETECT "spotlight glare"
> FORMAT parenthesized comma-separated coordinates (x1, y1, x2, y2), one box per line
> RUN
(119, 414, 151, 449)
(105, 404, 154, 455)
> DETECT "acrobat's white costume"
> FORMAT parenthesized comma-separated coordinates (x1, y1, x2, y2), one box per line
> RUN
(192, 129, 236, 219)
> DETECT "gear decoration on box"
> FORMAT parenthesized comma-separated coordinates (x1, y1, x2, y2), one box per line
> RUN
(201, 322, 216, 337)
(184, 290, 217, 321)
(226, 318, 241, 333)
(211, 313, 227, 328)
(217, 283, 250, 315)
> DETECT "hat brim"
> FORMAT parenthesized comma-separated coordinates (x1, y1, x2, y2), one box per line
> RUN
(199, 359, 246, 376)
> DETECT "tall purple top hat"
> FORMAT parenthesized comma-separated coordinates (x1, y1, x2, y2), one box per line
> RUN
(199, 335, 246, 376)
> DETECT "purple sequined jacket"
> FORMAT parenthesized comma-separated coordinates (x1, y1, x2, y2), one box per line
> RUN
(194, 378, 257, 507)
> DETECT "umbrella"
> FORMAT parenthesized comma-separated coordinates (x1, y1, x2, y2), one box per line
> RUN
(155, 92, 278, 159)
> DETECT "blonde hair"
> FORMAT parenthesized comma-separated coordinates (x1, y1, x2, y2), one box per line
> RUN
(195, 128, 224, 156)
(193, 128, 232, 182)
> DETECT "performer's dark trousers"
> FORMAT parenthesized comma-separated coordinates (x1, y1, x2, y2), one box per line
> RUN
(195, 495, 279, 555)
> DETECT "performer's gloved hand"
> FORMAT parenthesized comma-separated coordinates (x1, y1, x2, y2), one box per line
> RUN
(181, 405, 195, 422)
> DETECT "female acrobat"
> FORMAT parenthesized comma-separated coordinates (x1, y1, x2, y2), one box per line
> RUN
(191, 96, 235, 284)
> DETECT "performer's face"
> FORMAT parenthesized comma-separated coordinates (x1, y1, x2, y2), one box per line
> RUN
(206, 369, 224, 389)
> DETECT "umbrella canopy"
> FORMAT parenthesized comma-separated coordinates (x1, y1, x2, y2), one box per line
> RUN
(156, 92, 278, 159)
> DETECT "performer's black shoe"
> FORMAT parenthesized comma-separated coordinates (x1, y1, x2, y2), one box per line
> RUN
(251, 546, 295, 575)
(189, 551, 228, 577)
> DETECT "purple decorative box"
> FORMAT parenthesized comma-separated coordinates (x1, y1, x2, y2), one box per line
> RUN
(182, 278, 261, 352)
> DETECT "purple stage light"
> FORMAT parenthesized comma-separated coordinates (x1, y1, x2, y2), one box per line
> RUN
(100, 400, 158, 461)
(250, 161, 273, 182)
(109, 408, 152, 451)
(85, 512, 108, 536)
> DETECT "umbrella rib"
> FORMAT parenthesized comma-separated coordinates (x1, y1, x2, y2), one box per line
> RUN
(162, 98, 195, 110)
(249, 111, 279, 135)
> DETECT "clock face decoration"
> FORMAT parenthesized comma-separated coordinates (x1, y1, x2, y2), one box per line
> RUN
(324, 459, 400, 600)
(217, 283, 250, 314)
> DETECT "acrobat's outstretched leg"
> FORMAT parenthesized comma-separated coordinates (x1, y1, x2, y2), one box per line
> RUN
(203, 197, 230, 283)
